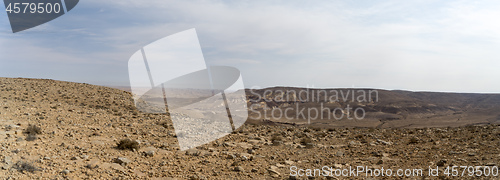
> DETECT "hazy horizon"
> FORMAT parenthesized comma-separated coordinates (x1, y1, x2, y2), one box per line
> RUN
(2, 1, 500, 93)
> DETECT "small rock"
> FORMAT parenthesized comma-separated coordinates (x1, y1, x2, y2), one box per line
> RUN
(70, 156, 80, 160)
(61, 169, 70, 175)
(189, 174, 207, 180)
(349, 141, 360, 146)
(336, 151, 344, 157)
(241, 155, 249, 161)
(268, 168, 280, 176)
(223, 142, 235, 147)
(237, 153, 252, 158)
(145, 150, 155, 157)
(437, 159, 447, 166)
(234, 166, 244, 172)
(377, 139, 393, 145)
(186, 149, 200, 156)
(227, 154, 236, 159)
(371, 151, 382, 157)
(114, 157, 131, 166)
(231, 161, 240, 167)
(247, 140, 260, 144)
(86, 160, 100, 169)
(247, 149, 255, 154)
(276, 163, 286, 168)
(3, 156, 12, 165)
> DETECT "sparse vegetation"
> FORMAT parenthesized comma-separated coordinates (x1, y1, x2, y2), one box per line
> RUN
(300, 137, 313, 145)
(26, 133, 38, 141)
(117, 139, 140, 151)
(24, 124, 42, 141)
(14, 161, 39, 173)
(408, 137, 419, 144)
(24, 124, 42, 135)
(300, 137, 314, 148)
(2, 77, 500, 179)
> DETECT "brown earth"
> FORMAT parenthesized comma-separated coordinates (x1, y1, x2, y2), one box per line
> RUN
(246, 87, 500, 129)
(1, 77, 499, 179)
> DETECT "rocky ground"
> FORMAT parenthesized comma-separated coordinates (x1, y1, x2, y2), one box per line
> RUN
(0, 77, 499, 179)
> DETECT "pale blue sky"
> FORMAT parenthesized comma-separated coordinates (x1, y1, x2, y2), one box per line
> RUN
(1, 0, 500, 93)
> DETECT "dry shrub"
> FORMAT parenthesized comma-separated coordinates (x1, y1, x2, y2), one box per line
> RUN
(300, 137, 314, 148)
(117, 139, 140, 151)
(300, 137, 313, 145)
(24, 124, 42, 135)
(408, 137, 419, 144)
(14, 161, 39, 173)
(24, 124, 42, 141)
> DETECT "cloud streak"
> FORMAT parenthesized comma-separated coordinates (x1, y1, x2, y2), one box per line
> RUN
(1, 0, 500, 92)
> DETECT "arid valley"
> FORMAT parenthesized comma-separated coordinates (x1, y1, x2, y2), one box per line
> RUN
(1, 77, 499, 179)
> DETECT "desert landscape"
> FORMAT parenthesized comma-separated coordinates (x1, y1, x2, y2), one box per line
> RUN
(0, 77, 499, 179)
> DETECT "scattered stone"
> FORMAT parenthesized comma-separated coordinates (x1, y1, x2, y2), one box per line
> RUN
(189, 174, 207, 180)
(276, 163, 286, 168)
(437, 159, 447, 166)
(247, 140, 260, 145)
(227, 154, 236, 159)
(61, 169, 70, 175)
(145, 150, 155, 157)
(114, 157, 131, 166)
(377, 139, 393, 145)
(371, 151, 382, 157)
(223, 142, 235, 147)
(247, 149, 255, 154)
(3, 156, 12, 165)
(186, 149, 200, 156)
(234, 166, 244, 172)
(268, 168, 280, 177)
(81, 155, 89, 160)
(86, 160, 100, 169)
(336, 151, 344, 157)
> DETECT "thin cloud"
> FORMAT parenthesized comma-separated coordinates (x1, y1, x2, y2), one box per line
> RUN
(0, 0, 499, 92)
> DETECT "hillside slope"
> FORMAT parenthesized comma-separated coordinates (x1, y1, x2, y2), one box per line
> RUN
(0, 78, 499, 179)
